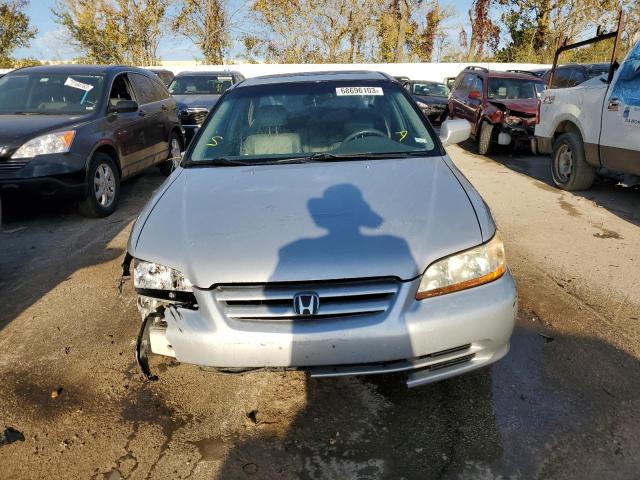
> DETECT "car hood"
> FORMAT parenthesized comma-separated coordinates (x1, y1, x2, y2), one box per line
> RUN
(0, 114, 90, 151)
(173, 94, 221, 110)
(487, 98, 538, 115)
(413, 95, 449, 106)
(132, 157, 483, 286)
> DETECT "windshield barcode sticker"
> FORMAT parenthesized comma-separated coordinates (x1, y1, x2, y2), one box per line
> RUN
(64, 77, 94, 92)
(336, 87, 383, 96)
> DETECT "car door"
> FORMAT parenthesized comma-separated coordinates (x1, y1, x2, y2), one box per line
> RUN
(107, 73, 146, 178)
(127, 73, 164, 170)
(599, 42, 640, 175)
(462, 75, 483, 134)
(450, 73, 474, 119)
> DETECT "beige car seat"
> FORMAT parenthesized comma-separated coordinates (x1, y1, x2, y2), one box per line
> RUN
(243, 105, 301, 155)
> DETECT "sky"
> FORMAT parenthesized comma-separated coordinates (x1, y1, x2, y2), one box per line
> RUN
(15, 0, 474, 62)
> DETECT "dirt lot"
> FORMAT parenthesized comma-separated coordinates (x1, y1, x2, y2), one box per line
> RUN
(0, 145, 639, 480)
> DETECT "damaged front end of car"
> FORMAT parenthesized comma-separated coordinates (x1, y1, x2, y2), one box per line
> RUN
(488, 101, 538, 152)
(121, 253, 198, 380)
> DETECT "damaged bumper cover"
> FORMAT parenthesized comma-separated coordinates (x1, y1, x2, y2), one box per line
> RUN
(136, 272, 517, 388)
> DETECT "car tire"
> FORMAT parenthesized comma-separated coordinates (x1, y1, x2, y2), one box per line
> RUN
(478, 121, 493, 155)
(159, 132, 182, 176)
(80, 152, 121, 218)
(551, 132, 595, 191)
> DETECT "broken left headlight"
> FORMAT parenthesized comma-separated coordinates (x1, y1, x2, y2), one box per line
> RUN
(133, 259, 193, 293)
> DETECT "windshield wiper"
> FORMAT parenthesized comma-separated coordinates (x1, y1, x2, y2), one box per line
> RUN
(12, 111, 45, 115)
(184, 157, 254, 168)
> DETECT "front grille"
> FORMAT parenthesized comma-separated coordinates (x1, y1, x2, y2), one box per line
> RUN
(179, 108, 208, 126)
(0, 157, 29, 172)
(214, 278, 399, 321)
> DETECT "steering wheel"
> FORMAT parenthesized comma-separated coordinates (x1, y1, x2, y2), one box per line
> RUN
(342, 129, 387, 144)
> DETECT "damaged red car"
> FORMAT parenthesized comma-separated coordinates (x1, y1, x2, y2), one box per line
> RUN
(448, 66, 545, 155)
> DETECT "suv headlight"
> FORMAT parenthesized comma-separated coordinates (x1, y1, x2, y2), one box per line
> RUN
(12, 130, 76, 159)
(504, 115, 522, 126)
(416, 233, 506, 299)
(133, 259, 193, 292)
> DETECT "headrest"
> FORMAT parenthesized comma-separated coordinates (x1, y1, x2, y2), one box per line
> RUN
(253, 105, 288, 129)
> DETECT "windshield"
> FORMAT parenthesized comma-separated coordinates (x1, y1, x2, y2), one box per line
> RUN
(0, 73, 104, 114)
(169, 75, 233, 95)
(412, 82, 450, 97)
(488, 78, 543, 100)
(188, 81, 438, 165)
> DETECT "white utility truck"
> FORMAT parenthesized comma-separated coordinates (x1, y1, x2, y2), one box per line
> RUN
(535, 20, 640, 191)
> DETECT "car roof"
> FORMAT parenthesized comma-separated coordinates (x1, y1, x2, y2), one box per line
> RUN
(6, 64, 149, 76)
(486, 70, 544, 81)
(175, 70, 242, 77)
(411, 80, 445, 85)
(239, 70, 391, 88)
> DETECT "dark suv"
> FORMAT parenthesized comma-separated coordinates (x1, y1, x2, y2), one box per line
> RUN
(168, 70, 245, 145)
(541, 63, 610, 88)
(448, 66, 545, 154)
(0, 65, 183, 216)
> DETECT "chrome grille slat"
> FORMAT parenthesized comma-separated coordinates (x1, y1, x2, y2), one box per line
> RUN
(179, 108, 208, 126)
(214, 278, 399, 322)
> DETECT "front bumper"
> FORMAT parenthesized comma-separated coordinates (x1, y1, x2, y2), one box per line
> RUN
(0, 152, 87, 198)
(142, 272, 517, 387)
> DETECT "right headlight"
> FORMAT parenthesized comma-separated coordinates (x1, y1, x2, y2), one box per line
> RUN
(416, 233, 506, 300)
(133, 259, 193, 292)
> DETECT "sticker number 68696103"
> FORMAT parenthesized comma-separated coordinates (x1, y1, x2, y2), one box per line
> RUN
(336, 86, 384, 96)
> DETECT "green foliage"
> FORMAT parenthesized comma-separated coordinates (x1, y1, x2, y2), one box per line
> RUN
(0, 0, 37, 66)
(53, 0, 169, 65)
(171, 0, 228, 64)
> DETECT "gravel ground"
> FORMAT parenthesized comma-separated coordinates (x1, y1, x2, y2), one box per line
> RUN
(0, 145, 638, 480)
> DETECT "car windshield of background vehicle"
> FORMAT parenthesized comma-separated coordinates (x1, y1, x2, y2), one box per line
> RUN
(412, 83, 450, 97)
(188, 81, 439, 165)
(487, 78, 544, 100)
(168, 75, 233, 95)
(0, 73, 105, 114)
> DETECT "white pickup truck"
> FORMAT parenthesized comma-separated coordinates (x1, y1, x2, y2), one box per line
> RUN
(535, 40, 640, 190)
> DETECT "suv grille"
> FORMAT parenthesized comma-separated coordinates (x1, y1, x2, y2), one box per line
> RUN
(0, 157, 29, 172)
(214, 278, 399, 321)
(179, 108, 209, 126)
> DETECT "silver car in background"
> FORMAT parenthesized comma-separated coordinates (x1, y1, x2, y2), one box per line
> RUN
(126, 71, 517, 388)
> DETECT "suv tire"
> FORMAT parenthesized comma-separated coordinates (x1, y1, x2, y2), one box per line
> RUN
(159, 132, 182, 176)
(551, 132, 595, 191)
(80, 152, 121, 217)
(478, 121, 493, 155)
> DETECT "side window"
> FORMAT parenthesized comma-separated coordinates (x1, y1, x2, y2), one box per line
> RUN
(150, 77, 170, 100)
(128, 73, 159, 104)
(461, 73, 475, 93)
(553, 69, 572, 88)
(452, 73, 465, 93)
(108, 74, 134, 107)
(571, 69, 587, 86)
(472, 76, 483, 95)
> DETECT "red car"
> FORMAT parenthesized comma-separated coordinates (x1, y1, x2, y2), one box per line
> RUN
(448, 66, 545, 154)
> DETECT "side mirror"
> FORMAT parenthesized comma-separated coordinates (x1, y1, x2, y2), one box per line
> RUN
(439, 119, 471, 147)
(469, 90, 481, 100)
(112, 100, 138, 113)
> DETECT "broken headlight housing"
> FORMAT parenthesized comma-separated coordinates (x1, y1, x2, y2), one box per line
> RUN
(416, 233, 506, 299)
(504, 115, 523, 126)
(133, 259, 193, 295)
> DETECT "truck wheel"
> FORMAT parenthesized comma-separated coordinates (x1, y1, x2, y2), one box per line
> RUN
(80, 152, 121, 217)
(159, 132, 182, 176)
(551, 132, 595, 191)
(478, 121, 493, 155)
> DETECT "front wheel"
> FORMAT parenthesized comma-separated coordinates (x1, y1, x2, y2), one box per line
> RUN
(478, 121, 494, 155)
(551, 132, 595, 191)
(159, 132, 182, 176)
(80, 152, 120, 217)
